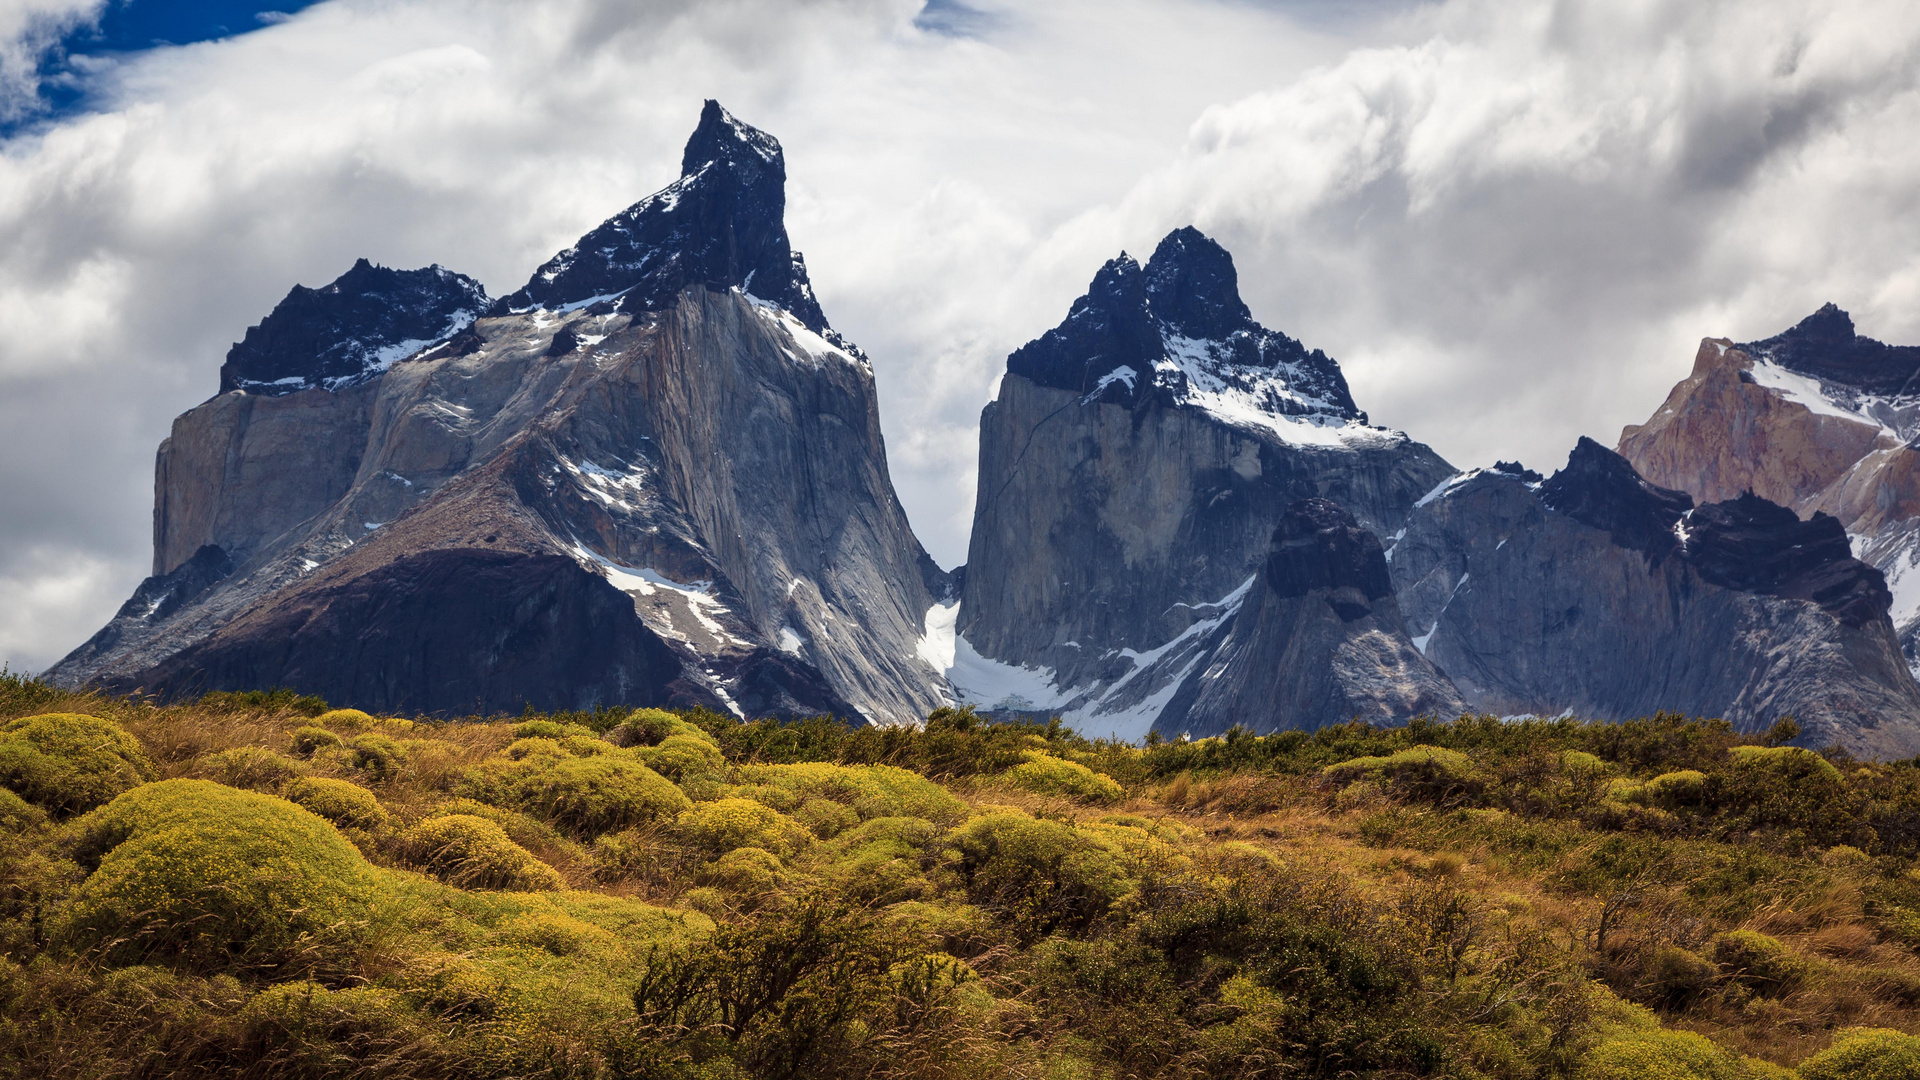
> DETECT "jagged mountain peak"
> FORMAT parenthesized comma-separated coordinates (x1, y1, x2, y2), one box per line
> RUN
(1144, 226, 1253, 341)
(1538, 436, 1694, 560)
(1005, 227, 1366, 439)
(491, 100, 840, 342)
(1740, 301, 1920, 397)
(219, 260, 489, 396)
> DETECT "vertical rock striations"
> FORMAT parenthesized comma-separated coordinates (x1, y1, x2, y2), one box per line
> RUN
(946, 228, 1457, 738)
(50, 102, 946, 723)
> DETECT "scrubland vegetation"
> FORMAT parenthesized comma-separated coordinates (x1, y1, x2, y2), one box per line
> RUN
(5, 670, 1920, 1078)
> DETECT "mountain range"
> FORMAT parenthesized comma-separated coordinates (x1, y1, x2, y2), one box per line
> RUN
(47, 102, 1920, 758)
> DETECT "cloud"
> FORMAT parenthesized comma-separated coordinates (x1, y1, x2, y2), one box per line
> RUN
(0, 0, 104, 122)
(1, 0, 1918, 672)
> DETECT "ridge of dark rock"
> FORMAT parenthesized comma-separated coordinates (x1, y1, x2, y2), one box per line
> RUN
(1739, 302, 1920, 397)
(1538, 437, 1693, 561)
(1686, 493, 1891, 626)
(491, 100, 836, 339)
(1265, 498, 1394, 611)
(1003, 227, 1359, 418)
(219, 260, 489, 395)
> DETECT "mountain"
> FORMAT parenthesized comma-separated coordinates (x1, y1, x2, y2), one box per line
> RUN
(939, 228, 1458, 738)
(49, 101, 948, 722)
(1619, 305, 1920, 674)
(1389, 439, 1920, 758)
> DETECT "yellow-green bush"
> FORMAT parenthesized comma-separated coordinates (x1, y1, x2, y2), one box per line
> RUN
(732, 762, 968, 826)
(512, 720, 596, 741)
(511, 755, 689, 837)
(697, 847, 788, 908)
(492, 910, 619, 957)
(634, 732, 726, 780)
(612, 707, 703, 747)
(0, 712, 154, 816)
(1728, 745, 1843, 783)
(346, 733, 408, 781)
(282, 776, 389, 831)
(236, 981, 442, 1069)
(942, 812, 1134, 936)
(1000, 752, 1125, 803)
(1708, 930, 1804, 993)
(288, 726, 342, 757)
(405, 815, 563, 891)
(793, 796, 862, 838)
(818, 816, 942, 904)
(57, 779, 375, 969)
(312, 708, 376, 731)
(1796, 1027, 1920, 1080)
(1323, 745, 1472, 782)
(197, 745, 309, 791)
(505, 736, 570, 761)
(1562, 750, 1607, 772)
(1579, 1028, 1747, 1080)
(1634, 770, 1709, 807)
(676, 797, 811, 857)
(0, 784, 46, 831)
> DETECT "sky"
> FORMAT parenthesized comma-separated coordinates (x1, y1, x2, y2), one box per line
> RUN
(3, 0, 1920, 673)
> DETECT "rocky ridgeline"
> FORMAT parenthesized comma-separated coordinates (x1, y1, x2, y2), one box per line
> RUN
(47, 106, 1920, 756)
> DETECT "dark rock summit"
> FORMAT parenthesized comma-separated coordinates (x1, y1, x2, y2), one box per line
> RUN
(1538, 436, 1693, 561)
(1739, 303, 1920, 397)
(219, 260, 489, 395)
(491, 100, 837, 344)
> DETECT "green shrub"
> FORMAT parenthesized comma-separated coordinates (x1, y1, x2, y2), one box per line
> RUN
(288, 726, 342, 757)
(676, 798, 811, 857)
(1636, 770, 1709, 807)
(612, 707, 695, 747)
(1728, 745, 1843, 783)
(1578, 1028, 1747, 1079)
(492, 910, 619, 956)
(405, 815, 563, 891)
(1324, 745, 1473, 781)
(198, 745, 310, 791)
(1562, 750, 1607, 772)
(697, 847, 788, 908)
(512, 755, 688, 837)
(733, 762, 968, 826)
(512, 720, 595, 740)
(1001, 753, 1126, 803)
(793, 796, 862, 838)
(58, 779, 375, 970)
(1796, 1027, 1920, 1080)
(0, 784, 47, 831)
(1708, 930, 1803, 993)
(312, 708, 376, 731)
(818, 816, 943, 905)
(282, 777, 389, 831)
(346, 733, 407, 780)
(0, 712, 155, 816)
(635, 732, 726, 780)
(236, 981, 444, 1073)
(942, 812, 1134, 937)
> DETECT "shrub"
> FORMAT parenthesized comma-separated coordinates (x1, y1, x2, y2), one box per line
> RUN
(282, 777, 389, 831)
(1728, 745, 1843, 783)
(312, 708, 376, 731)
(677, 798, 811, 857)
(734, 762, 969, 826)
(405, 815, 563, 891)
(197, 745, 310, 791)
(0, 712, 155, 816)
(493, 910, 618, 956)
(697, 847, 788, 909)
(1578, 1028, 1748, 1080)
(1796, 1027, 1920, 1080)
(236, 981, 445, 1073)
(512, 720, 596, 740)
(1001, 753, 1126, 803)
(611, 707, 694, 747)
(1708, 930, 1804, 993)
(942, 812, 1134, 938)
(288, 726, 342, 757)
(510, 755, 689, 837)
(635, 732, 726, 780)
(58, 779, 375, 970)
(0, 785, 46, 831)
(1324, 745, 1473, 781)
(346, 733, 408, 780)
(1562, 750, 1607, 772)
(1635, 770, 1709, 807)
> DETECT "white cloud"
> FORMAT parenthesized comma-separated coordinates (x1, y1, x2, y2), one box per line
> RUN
(2, 0, 1919, 672)
(0, 0, 104, 122)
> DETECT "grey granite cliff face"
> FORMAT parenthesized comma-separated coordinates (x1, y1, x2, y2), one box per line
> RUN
(1391, 440, 1920, 758)
(51, 104, 946, 723)
(948, 229, 1456, 739)
(1163, 498, 1465, 736)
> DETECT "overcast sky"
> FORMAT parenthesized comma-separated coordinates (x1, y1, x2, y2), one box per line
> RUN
(3, 0, 1919, 673)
